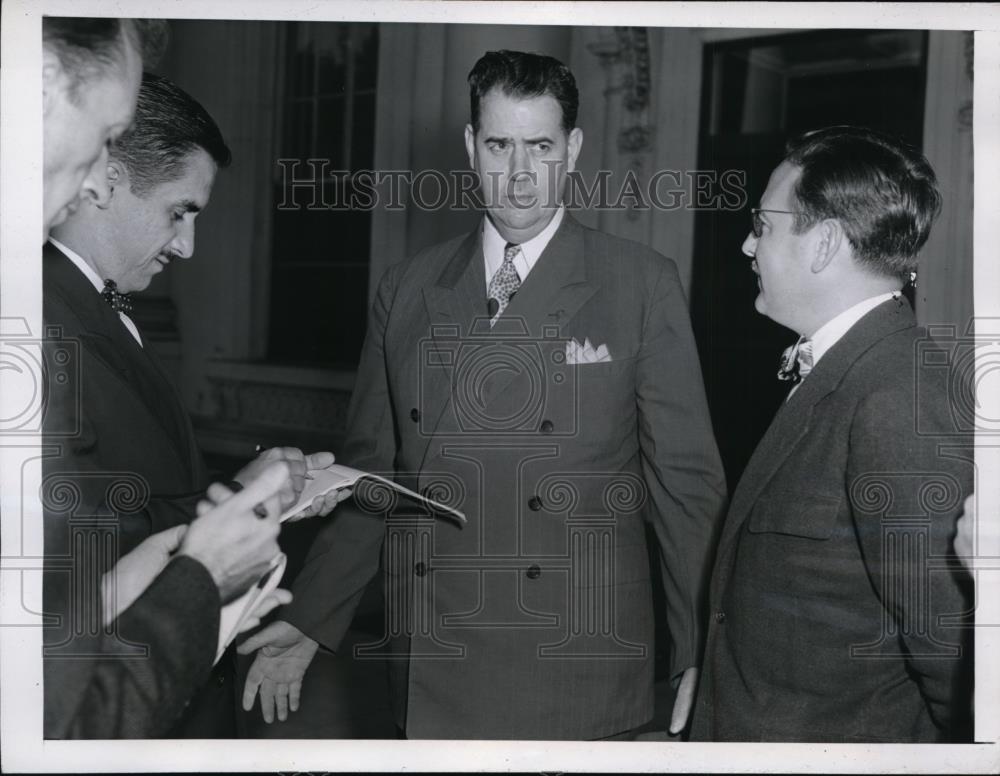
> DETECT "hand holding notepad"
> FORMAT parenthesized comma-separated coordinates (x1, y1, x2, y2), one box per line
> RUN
(278, 464, 467, 525)
(216, 463, 466, 661)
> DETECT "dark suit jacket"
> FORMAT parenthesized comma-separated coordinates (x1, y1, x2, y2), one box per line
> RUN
(284, 214, 727, 739)
(45, 556, 220, 738)
(42, 242, 233, 738)
(691, 298, 974, 742)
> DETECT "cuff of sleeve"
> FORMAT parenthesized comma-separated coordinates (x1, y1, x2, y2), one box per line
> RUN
(669, 634, 701, 685)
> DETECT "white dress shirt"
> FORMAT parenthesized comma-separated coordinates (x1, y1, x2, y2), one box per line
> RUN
(786, 291, 898, 401)
(49, 238, 143, 347)
(808, 291, 899, 368)
(482, 206, 565, 287)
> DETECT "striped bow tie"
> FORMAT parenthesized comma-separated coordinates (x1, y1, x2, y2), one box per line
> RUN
(777, 337, 814, 382)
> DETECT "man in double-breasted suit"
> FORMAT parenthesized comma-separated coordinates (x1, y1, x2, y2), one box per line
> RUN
(690, 126, 974, 742)
(240, 49, 727, 740)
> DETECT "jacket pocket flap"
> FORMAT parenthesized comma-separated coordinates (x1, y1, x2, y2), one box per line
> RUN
(747, 494, 841, 540)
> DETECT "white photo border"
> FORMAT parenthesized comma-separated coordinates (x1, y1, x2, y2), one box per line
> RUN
(2, 1, 997, 772)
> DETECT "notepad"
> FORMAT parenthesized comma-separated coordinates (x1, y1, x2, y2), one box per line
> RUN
(279, 464, 467, 525)
(216, 553, 286, 663)
(215, 464, 465, 662)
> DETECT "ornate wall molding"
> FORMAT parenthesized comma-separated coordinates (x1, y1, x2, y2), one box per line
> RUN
(587, 27, 653, 222)
(193, 360, 354, 457)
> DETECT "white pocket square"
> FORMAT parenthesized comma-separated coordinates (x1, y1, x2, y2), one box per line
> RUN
(566, 337, 611, 364)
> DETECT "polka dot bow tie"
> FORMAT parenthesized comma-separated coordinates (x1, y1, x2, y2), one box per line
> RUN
(102, 279, 133, 315)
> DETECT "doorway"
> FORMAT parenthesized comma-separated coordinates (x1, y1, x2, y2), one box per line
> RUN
(690, 29, 929, 487)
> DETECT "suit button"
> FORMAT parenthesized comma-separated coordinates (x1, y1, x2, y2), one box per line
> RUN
(414, 561, 427, 577)
(714, 611, 726, 624)
(410, 408, 420, 422)
(526, 565, 541, 579)
(216, 673, 226, 687)
(540, 419, 554, 434)
(528, 496, 543, 511)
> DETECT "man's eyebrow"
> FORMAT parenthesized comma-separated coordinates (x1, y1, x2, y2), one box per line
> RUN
(481, 134, 556, 145)
(176, 200, 202, 214)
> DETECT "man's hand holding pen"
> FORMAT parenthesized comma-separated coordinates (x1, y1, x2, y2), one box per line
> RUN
(181, 461, 289, 604)
(232, 446, 333, 511)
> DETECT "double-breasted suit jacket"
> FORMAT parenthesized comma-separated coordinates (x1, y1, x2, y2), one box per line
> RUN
(285, 214, 727, 739)
(691, 298, 974, 742)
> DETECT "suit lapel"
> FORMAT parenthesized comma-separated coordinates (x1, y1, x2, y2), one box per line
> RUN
(416, 216, 598, 466)
(717, 394, 812, 557)
(44, 245, 137, 379)
(715, 298, 916, 576)
(44, 243, 198, 481)
(475, 214, 597, 403)
(483, 213, 597, 410)
(496, 214, 597, 337)
(421, 228, 490, 336)
(417, 230, 489, 467)
(139, 340, 205, 484)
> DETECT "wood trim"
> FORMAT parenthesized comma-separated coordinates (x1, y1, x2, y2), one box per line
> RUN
(919, 31, 974, 330)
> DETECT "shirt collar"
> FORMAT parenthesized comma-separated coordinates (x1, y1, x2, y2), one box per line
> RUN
(808, 291, 899, 366)
(48, 238, 105, 294)
(483, 206, 565, 285)
(48, 238, 144, 347)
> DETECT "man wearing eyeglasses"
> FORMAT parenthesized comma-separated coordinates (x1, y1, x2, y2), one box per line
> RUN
(691, 126, 974, 742)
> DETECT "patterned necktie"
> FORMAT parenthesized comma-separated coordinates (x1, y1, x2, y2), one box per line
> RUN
(487, 242, 521, 326)
(777, 336, 813, 382)
(102, 279, 133, 315)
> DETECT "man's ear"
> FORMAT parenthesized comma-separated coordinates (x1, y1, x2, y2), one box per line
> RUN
(810, 219, 844, 273)
(103, 160, 127, 204)
(464, 124, 476, 169)
(566, 127, 583, 173)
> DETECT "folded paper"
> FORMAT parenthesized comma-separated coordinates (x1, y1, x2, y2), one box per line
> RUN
(216, 463, 467, 661)
(280, 464, 467, 524)
(216, 553, 286, 663)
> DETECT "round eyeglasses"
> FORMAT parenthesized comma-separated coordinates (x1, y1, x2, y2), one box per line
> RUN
(750, 207, 805, 238)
